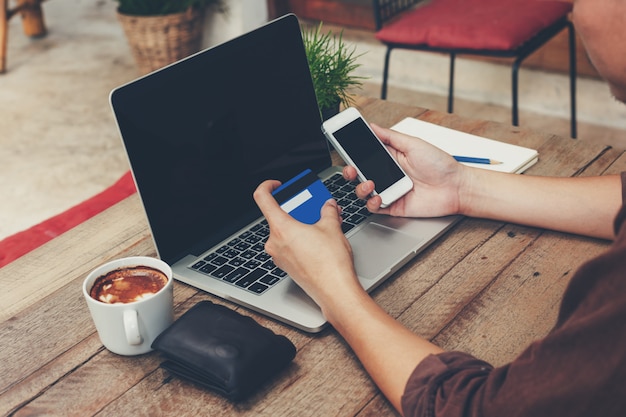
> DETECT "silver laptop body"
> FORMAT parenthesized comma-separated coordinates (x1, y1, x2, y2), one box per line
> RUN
(110, 14, 458, 333)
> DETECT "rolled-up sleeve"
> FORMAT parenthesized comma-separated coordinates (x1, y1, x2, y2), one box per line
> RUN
(401, 352, 493, 417)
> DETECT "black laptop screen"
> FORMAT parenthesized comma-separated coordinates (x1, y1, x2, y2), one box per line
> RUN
(110, 15, 331, 263)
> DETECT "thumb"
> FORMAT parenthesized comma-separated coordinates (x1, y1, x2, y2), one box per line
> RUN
(318, 198, 342, 226)
(371, 123, 410, 152)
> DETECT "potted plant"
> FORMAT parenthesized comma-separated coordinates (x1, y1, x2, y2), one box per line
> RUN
(114, 0, 227, 75)
(302, 22, 366, 120)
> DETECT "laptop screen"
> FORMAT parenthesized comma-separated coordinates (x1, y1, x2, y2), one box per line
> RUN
(111, 15, 331, 263)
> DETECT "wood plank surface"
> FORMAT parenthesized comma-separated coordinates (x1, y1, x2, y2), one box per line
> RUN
(1, 98, 622, 416)
(0, 194, 153, 322)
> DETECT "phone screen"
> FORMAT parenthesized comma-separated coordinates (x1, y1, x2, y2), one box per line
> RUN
(332, 117, 405, 191)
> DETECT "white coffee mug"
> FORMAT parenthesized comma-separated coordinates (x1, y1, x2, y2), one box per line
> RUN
(82, 256, 174, 356)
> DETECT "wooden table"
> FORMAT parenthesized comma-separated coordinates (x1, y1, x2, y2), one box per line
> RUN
(2, 96, 625, 416)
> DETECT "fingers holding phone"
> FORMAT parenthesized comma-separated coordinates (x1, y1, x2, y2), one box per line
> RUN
(335, 112, 467, 219)
(322, 107, 413, 209)
(341, 165, 385, 212)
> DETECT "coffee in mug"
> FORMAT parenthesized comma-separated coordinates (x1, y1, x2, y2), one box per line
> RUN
(90, 265, 168, 304)
(83, 256, 174, 356)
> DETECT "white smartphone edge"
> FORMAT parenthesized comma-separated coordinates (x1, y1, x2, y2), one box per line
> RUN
(321, 107, 413, 208)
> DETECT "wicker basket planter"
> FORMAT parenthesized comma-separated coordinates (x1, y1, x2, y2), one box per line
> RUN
(117, 7, 206, 75)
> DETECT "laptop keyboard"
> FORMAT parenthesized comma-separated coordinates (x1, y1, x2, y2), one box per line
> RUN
(324, 173, 372, 234)
(189, 173, 372, 295)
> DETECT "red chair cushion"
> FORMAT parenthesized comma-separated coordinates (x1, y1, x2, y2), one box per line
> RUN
(375, 0, 573, 51)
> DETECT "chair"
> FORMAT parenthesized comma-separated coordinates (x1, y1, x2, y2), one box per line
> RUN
(1, 0, 47, 73)
(373, 0, 577, 138)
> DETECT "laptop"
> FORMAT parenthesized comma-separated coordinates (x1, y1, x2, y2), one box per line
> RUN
(110, 14, 459, 333)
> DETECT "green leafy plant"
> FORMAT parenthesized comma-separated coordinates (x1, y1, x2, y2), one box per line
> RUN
(115, 0, 226, 16)
(302, 23, 366, 116)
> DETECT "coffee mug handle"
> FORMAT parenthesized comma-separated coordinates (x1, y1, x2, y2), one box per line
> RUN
(123, 309, 142, 345)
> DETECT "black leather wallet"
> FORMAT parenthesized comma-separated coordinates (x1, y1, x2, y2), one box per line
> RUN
(151, 300, 296, 401)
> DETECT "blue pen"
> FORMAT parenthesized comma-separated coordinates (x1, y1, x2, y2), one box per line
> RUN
(453, 155, 502, 165)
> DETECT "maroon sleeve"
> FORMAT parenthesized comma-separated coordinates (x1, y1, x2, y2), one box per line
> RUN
(401, 352, 493, 416)
(402, 173, 626, 417)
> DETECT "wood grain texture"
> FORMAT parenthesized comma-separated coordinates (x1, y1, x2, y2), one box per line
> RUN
(1, 97, 622, 416)
(0, 194, 153, 322)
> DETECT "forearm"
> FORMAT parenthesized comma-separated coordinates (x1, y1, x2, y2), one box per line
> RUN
(322, 287, 443, 415)
(460, 170, 622, 240)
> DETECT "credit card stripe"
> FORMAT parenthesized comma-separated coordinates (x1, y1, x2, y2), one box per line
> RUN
(271, 168, 311, 194)
(280, 189, 313, 213)
(272, 170, 320, 204)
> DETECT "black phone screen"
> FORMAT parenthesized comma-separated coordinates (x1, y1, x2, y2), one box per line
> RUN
(332, 117, 405, 191)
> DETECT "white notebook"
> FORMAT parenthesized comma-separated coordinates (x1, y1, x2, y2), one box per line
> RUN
(391, 118, 538, 174)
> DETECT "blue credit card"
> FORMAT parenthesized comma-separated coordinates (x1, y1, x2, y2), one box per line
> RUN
(271, 169, 333, 224)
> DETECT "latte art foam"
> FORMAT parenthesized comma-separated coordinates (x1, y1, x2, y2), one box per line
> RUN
(89, 266, 168, 304)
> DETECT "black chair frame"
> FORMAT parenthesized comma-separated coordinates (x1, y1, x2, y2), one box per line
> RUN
(373, 0, 577, 138)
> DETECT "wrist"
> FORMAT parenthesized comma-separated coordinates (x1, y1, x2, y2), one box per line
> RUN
(318, 280, 372, 330)
(457, 164, 510, 219)
(456, 165, 482, 217)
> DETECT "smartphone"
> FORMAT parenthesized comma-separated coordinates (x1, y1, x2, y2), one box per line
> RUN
(321, 107, 413, 208)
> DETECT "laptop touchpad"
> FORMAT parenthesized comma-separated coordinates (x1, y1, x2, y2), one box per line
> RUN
(349, 222, 423, 281)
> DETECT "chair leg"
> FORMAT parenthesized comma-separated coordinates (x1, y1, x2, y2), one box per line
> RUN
(567, 21, 577, 139)
(1, 0, 7, 73)
(511, 58, 521, 127)
(381, 47, 392, 100)
(447, 53, 455, 113)
(18, 0, 46, 37)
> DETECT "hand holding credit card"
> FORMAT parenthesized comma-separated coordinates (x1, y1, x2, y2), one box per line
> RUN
(271, 169, 333, 224)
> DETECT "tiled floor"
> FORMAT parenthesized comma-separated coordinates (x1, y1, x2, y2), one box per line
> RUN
(1, 1, 625, 242)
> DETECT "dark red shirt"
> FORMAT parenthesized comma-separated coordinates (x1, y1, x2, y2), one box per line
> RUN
(402, 173, 626, 417)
